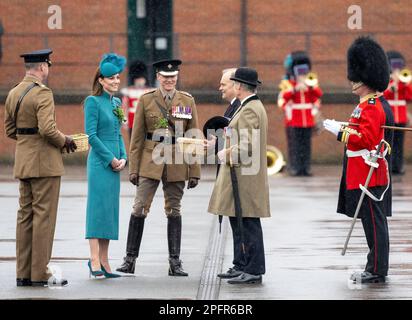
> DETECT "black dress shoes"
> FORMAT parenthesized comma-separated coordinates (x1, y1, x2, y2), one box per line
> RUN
(227, 272, 262, 284)
(31, 278, 69, 287)
(217, 267, 243, 279)
(116, 255, 137, 274)
(16, 278, 32, 287)
(168, 258, 188, 277)
(350, 271, 386, 284)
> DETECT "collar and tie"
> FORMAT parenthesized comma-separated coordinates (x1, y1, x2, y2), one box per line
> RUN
(160, 88, 176, 104)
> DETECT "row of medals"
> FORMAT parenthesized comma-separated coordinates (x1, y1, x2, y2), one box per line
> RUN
(171, 106, 192, 119)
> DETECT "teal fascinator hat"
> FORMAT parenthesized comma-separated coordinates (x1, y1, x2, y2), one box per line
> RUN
(99, 53, 127, 77)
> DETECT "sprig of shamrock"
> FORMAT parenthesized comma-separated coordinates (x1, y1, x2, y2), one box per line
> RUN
(113, 107, 126, 123)
(155, 118, 169, 129)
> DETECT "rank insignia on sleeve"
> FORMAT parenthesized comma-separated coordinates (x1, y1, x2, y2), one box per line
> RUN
(340, 127, 361, 143)
(351, 106, 362, 119)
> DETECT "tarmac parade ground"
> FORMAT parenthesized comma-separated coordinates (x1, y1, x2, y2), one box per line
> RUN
(0, 165, 411, 300)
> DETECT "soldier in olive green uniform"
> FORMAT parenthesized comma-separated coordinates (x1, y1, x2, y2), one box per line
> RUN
(117, 59, 201, 276)
(4, 49, 76, 287)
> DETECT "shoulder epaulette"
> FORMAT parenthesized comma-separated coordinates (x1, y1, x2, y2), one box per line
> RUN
(179, 90, 193, 98)
(278, 79, 293, 92)
(141, 89, 157, 97)
(367, 98, 376, 105)
(32, 80, 47, 89)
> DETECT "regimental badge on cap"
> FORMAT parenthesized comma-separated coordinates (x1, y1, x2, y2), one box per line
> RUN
(172, 105, 192, 119)
(20, 48, 53, 66)
(153, 59, 182, 76)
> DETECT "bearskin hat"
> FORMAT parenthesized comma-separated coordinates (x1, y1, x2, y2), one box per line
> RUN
(128, 60, 148, 84)
(347, 36, 390, 92)
(291, 51, 312, 70)
(387, 50, 405, 70)
(284, 51, 311, 79)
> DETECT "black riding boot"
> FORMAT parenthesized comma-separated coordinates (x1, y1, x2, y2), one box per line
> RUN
(167, 216, 188, 276)
(116, 215, 145, 274)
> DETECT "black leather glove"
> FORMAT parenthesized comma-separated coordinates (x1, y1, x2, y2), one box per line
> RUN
(129, 173, 139, 186)
(187, 177, 199, 189)
(64, 136, 77, 153)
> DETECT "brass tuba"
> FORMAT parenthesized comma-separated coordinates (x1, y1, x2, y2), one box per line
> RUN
(399, 68, 412, 83)
(267, 145, 286, 176)
(304, 72, 318, 87)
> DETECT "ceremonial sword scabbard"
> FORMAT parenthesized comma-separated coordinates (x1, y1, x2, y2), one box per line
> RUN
(341, 139, 390, 256)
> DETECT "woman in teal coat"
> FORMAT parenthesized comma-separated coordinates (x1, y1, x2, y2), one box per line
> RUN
(84, 53, 127, 278)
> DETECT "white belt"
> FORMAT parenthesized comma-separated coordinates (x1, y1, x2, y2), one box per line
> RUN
(348, 142, 391, 202)
(346, 149, 369, 157)
(347, 147, 388, 159)
(291, 103, 313, 110)
(387, 100, 406, 106)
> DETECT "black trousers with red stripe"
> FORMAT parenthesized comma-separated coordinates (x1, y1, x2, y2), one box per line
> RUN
(360, 198, 390, 276)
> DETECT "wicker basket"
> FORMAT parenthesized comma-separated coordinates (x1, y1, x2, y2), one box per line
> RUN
(177, 137, 205, 156)
(62, 133, 89, 154)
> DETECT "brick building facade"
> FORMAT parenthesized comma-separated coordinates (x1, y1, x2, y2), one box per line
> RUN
(0, 0, 411, 162)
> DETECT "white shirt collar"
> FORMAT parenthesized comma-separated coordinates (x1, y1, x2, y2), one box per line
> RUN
(230, 97, 237, 105)
(160, 87, 176, 100)
(240, 94, 256, 106)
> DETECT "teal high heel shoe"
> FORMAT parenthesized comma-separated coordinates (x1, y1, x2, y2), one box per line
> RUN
(88, 260, 104, 278)
(101, 264, 121, 278)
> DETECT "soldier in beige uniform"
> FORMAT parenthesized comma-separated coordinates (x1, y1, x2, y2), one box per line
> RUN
(117, 59, 201, 276)
(4, 49, 76, 287)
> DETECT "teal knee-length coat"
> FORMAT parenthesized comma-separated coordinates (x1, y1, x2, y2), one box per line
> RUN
(84, 91, 127, 240)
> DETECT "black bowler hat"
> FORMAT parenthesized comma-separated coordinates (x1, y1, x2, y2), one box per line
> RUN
(20, 49, 53, 66)
(347, 36, 390, 92)
(230, 67, 262, 87)
(153, 59, 182, 76)
(203, 116, 229, 138)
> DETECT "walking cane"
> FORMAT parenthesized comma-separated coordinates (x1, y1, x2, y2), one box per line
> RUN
(226, 130, 246, 254)
(341, 139, 391, 255)
(229, 165, 246, 254)
(216, 163, 223, 234)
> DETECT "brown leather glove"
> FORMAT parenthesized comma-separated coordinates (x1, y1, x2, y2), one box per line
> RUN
(129, 173, 139, 186)
(187, 177, 199, 189)
(64, 136, 77, 153)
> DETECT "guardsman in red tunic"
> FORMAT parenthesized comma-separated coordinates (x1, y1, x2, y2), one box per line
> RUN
(324, 36, 393, 284)
(121, 60, 154, 139)
(278, 51, 323, 176)
(383, 51, 412, 175)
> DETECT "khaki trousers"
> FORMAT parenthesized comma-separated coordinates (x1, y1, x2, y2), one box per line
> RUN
(16, 176, 61, 282)
(132, 169, 185, 217)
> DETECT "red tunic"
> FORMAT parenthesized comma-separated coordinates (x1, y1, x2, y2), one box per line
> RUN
(278, 80, 323, 128)
(383, 79, 412, 124)
(338, 96, 388, 190)
(121, 87, 153, 129)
